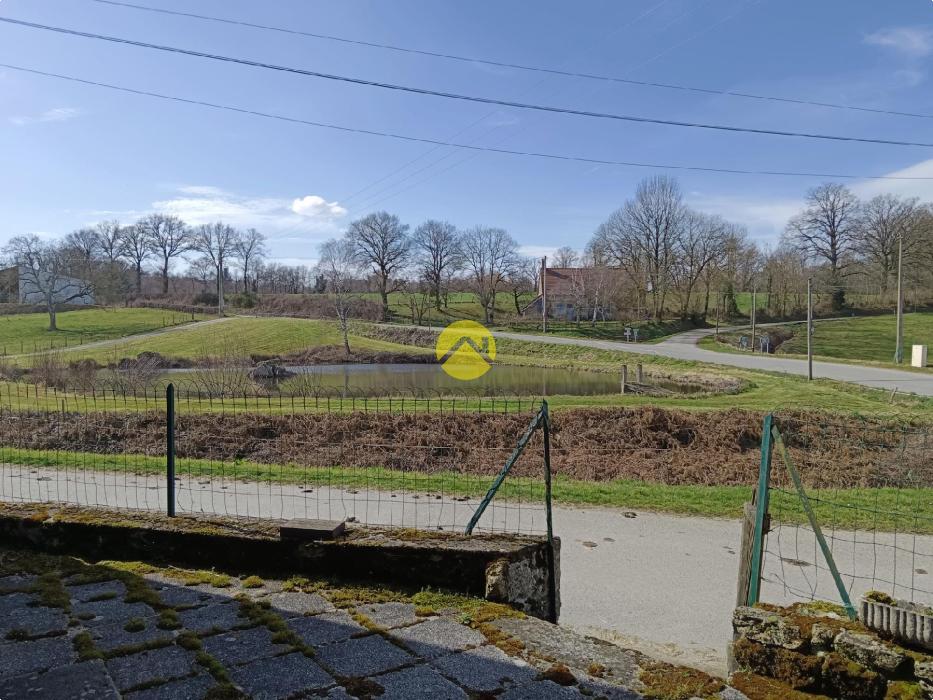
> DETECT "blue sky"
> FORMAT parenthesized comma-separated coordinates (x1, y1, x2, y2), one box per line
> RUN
(2, 0, 932, 266)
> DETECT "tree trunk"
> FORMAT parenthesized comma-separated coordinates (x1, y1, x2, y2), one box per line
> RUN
(379, 280, 390, 322)
(135, 265, 143, 295)
(216, 262, 225, 316)
(47, 302, 57, 331)
(162, 259, 170, 296)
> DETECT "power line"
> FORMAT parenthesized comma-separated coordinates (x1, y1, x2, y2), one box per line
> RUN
(2, 16, 933, 149)
(88, 0, 933, 121)
(4, 62, 932, 182)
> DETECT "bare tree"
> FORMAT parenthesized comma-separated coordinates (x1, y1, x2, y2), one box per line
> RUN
(593, 176, 685, 320)
(316, 238, 362, 355)
(94, 220, 125, 263)
(137, 214, 191, 296)
(507, 256, 538, 315)
(856, 194, 919, 295)
(553, 246, 579, 268)
(412, 220, 460, 310)
(785, 183, 860, 309)
(120, 224, 151, 296)
(192, 222, 238, 315)
(346, 212, 410, 321)
(235, 228, 267, 294)
(62, 228, 101, 264)
(669, 212, 730, 320)
(460, 226, 518, 324)
(2, 235, 94, 330)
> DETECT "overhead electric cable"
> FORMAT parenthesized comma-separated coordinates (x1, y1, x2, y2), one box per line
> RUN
(88, 0, 933, 120)
(3, 62, 932, 182)
(2, 16, 932, 148)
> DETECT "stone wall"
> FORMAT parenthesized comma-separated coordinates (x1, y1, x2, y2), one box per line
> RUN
(0, 503, 560, 621)
(731, 604, 933, 699)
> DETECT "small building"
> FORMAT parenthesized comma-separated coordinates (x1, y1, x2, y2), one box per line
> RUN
(523, 265, 620, 321)
(0, 266, 95, 306)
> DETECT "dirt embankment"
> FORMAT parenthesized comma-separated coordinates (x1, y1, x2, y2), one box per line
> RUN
(1, 407, 928, 489)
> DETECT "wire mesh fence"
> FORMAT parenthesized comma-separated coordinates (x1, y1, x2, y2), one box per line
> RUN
(0, 381, 550, 535)
(754, 413, 932, 611)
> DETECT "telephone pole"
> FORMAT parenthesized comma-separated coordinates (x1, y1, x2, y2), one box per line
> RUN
(750, 288, 756, 352)
(541, 256, 547, 334)
(894, 232, 904, 364)
(807, 277, 813, 381)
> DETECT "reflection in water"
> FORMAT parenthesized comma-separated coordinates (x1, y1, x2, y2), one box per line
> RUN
(283, 363, 619, 397)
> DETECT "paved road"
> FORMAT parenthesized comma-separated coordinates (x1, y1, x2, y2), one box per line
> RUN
(495, 327, 933, 396)
(5, 465, 929, 676)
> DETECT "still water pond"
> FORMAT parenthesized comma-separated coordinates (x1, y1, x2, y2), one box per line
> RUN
(274, 363, 620, 396)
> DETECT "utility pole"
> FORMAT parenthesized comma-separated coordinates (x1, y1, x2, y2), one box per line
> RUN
(750, 288, 756, 353)
(894, 232, 904, 364)
(715, 288, 721, 339)
(807, 277, 813, 381)
(541, 256, 547, 334)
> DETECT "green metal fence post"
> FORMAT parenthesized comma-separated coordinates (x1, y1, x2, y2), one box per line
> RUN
(542, 400, 557, 623)
(747, 413, 774, 606)
(166, 383, 176, 517)
(771, 425, 857, 620)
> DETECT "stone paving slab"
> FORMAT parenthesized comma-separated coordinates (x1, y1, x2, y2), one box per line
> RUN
(355, 602, 420, 629)
(150, 582, 215, 608)
(105, 646, 198, 692)
(72, 598, 156, 628)
(178, 601, 244, 634)
(261, 591, 334, 617)
(500, 680, 585, 699)
(315, 633, 414, 677)
(228, 651, 335, 699)
(286, 610, 365, 647)
(373, 664, 470, 700)
(0, 591, 37, 616)
(66, 579, 127, 603)
(390, 617, 486, 659)
(0, 605, 69, 638)
(90, 618, 176, 654)
(431, 644, 537, 692)
(0, 574, 38, 592)
(122, 674, 216, 700)
(0, 634, 76, 680)
(0, 659, 120, 700)
(201, 625, 291, 666)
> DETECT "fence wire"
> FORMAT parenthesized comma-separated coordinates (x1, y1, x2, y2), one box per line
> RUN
(761, 414, 932, 608)
(0, 381, 548, 535)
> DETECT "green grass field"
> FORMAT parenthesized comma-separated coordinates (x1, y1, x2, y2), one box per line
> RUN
(4, 446, 928, 532)
(701, 313, 933, 368)
(0, 308, 205, 355)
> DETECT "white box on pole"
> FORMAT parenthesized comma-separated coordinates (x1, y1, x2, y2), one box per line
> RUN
(912, 345, 928, 368)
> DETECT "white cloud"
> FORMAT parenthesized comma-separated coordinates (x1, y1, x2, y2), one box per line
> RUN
(9, 107, 81, 126)
(290, 195, 347, 219)
(686, 192, 802, 243)
(865, 26, 933, 57)
(852, 158, 933, 201)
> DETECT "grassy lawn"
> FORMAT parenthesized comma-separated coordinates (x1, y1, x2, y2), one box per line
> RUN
(48, 317, 429, 365)
(0, 308, 206, 355)
(3, 447, 928, 532)
(700, 313, 933, 368)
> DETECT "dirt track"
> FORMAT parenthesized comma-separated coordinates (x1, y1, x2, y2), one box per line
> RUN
(1, 406, 928, 488)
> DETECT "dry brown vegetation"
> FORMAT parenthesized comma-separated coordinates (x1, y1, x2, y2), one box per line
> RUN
(1, 407, 928, 488)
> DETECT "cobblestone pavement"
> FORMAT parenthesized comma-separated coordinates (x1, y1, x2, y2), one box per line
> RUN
(0, 551, 676, 700)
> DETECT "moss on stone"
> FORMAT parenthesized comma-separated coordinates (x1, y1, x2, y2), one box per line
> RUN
(822, 652, 887, 700)
(587, 662, 608, 678)
(541, 662, 577, 686)
(156, 609, 181, 630)
(733, 637, 822, 691)
(35, 571, 71, 611)
(639, 661, 724, 700)
(241, 575, 264, 589)
(337, 676, 384, 700)
(123, 618, 146, 633)
(731, 672, 831, 700)
(886, 681, 925, 700)
(865, 591, 897, 606)
(73, 631, 103, 661)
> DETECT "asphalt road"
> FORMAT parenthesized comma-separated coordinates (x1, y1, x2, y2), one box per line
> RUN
(5, 466, 929, 677)
(495, 328, 933, 396)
